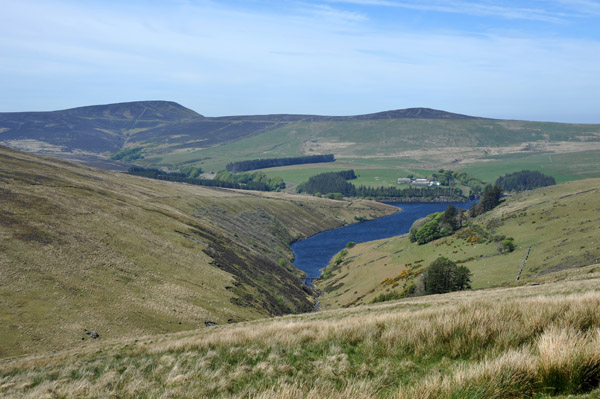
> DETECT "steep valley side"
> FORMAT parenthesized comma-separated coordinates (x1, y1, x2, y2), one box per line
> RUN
(0, 146, 396, 358)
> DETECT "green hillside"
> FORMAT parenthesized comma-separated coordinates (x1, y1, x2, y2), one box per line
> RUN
(0, 146, 395, 358)
(316, 178, 600, 309)
(156, 117, 600, 172)
(156, 115, 600, 189)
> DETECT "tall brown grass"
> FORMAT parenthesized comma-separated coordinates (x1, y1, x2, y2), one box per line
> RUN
(2, 273, 600, 398)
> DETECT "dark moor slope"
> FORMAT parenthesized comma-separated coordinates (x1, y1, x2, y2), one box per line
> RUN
(0, 101, 482, 160)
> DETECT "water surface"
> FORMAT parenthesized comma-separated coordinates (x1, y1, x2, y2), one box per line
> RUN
(292, 201, 476, 278)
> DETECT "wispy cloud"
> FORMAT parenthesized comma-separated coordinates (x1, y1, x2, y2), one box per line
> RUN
(307, 4, 368, 22)
(547, 0, 600, 15)
(325, 0, 576, 23)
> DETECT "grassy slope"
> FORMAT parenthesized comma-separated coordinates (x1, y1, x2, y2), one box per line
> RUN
(155, 118, 600, 183)
(1, 264, 599, 398)
(0, 146, 395, 358)
(460, 149, 600, 183)
(316, 178, 600, 309)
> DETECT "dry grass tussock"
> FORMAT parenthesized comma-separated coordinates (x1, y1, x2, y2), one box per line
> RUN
(1, 274, 600, 398)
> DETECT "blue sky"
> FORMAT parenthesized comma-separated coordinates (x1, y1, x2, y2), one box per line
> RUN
(1, 0, 600, 122)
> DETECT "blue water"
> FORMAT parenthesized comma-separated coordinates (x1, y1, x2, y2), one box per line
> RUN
(291, 201, 476, 278)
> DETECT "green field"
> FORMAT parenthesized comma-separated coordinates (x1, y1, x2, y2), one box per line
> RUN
(125, 111, 600, 193)
(261, 161, 431, 188)
(4, 101, 600, 188)
(256, 147, 600, 192)
(459, 149, 600, 183)
(259, 157, 458, 189)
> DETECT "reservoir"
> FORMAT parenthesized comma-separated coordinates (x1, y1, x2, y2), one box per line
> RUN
(291, 201, 476, 279)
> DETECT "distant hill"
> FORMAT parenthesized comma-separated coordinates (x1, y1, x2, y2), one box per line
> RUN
(0, 102, 481, 164)
(213, 107, 480, 122)
(2, 101, 600, 178)
(0, 101, 200, 154)
(0, 145, 394, 358)
(48, 100, 203, 120)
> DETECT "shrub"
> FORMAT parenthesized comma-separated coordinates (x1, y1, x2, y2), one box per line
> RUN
(111, 147, 144, 162)
(333, 249, 348, 265)
(502, 239, 516, 253)
(419, 257, 472, 295)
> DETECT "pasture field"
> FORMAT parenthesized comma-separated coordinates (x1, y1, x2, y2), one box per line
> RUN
(259, 157, 452, 189)
(460, 149, 600, 183)
(259, 148, 600, 191)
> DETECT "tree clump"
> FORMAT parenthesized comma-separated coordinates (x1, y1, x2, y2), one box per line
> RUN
(296, 170, 357, 197)
(409, 204, 467, 245)
(214, 171, 285, 191)
(110, 147, 144, 162)
(469, 185, 503, 217)
(418, 257, 472, 295)
(127, 167, 282, 191)
(495, 170, 556, 192)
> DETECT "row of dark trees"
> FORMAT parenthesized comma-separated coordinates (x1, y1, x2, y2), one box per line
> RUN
(495, 170, 556, 192)
(226, 154, 335, 173)
(127, 167, 273, 191)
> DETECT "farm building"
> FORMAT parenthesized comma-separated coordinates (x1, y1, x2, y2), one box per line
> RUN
(412, 179, 430, 186)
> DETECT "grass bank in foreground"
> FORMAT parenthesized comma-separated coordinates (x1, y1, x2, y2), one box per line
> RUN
(1, 265, 600, 398)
